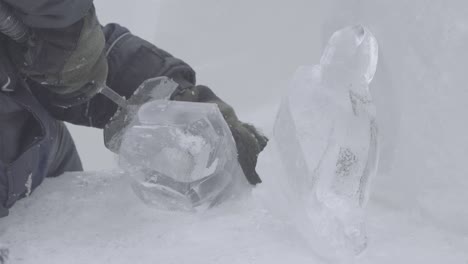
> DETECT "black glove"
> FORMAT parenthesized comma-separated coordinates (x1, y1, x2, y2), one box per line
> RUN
(8, 6, 108, 107)
(171, 84, 268, 185)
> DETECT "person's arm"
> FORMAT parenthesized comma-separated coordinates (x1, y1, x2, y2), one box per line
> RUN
(103, 25, 267, 185)
(35, 23, 196, 128)
(37, 24, 267, 184)
(10, 0, 267, 184)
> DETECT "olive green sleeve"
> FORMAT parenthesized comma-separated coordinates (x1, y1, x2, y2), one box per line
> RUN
(9, 6, 108, 106)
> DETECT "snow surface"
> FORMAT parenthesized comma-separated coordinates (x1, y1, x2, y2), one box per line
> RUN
(2, 171, 467, 264)
(1, 0, 468, 263)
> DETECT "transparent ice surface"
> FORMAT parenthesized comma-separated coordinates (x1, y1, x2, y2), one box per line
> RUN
(258, 25, 379, 261)
(104, 77, 179, 153)
(118, 99, 247, 211)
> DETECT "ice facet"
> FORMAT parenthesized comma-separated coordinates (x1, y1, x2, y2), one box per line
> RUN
(118, 99, 247, 211)
(320, 24, 378, 86)
(258, 25, 379, 260)
(104, 77, 180, 153)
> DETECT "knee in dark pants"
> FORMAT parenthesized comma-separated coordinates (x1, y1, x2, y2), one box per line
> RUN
(47, 122, 83, 177)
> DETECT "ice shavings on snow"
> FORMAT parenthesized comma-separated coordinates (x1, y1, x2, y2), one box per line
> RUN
(24, 173, 32, 197)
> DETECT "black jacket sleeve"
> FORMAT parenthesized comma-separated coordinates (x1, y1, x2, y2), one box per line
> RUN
(2, 0, 93, 28)
(35, 23, 196, 128)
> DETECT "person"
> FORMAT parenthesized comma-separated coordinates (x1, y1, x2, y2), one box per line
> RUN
(0, 0, 267, 218)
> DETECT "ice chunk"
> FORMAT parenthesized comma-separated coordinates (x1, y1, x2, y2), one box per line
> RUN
(320, 25, 378, 86)
(104, 77, 180, 153)
(258, 25, 379, 260)
(119, 100, 248, 211)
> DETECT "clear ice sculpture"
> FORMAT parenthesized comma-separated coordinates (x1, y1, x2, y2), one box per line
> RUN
(113, 77, 246, 211)
(262, 25, 379, 259)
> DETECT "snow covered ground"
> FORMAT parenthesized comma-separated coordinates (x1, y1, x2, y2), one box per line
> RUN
(2, 170, 467, 264)
(1, 0, 468, 263)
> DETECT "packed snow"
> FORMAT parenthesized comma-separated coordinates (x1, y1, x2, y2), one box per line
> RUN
(1, 0, 468, 263)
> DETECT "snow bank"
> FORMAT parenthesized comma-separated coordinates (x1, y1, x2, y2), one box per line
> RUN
(1, 171, 466, 263)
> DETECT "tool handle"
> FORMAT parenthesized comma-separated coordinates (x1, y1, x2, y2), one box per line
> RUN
(0, 1, 30, 43)
(99, 85, 128, 109)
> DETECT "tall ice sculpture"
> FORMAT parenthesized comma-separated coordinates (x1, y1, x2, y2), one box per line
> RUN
(258, 25, 379, 260)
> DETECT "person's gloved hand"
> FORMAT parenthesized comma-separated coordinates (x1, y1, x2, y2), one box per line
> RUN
(8, 7, 107, 107)
(171, 85, 268, 185)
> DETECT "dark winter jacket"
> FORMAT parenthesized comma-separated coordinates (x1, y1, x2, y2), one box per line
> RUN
(0, 0, 195, 217)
